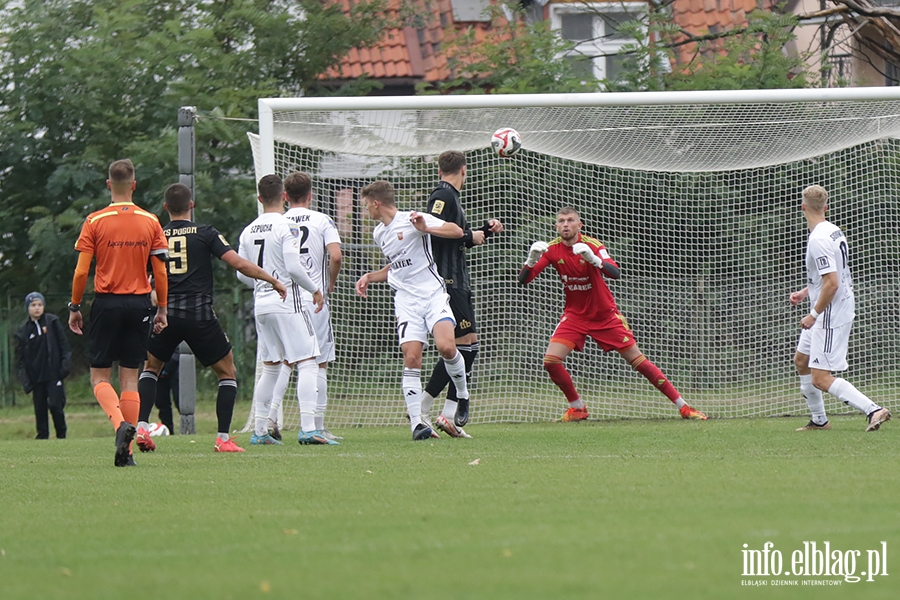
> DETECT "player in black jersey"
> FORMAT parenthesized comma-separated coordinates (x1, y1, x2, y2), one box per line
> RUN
(423, 151, 503, 437)
(136, 183, 287, 453)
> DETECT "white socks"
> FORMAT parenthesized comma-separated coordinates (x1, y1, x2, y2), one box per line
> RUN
(828, 378, 879, 416)
(403, 368, 423, 431)
(296, 360, 318, 432)
(253, 364, 281, 436)
(267, 363, 292, 424)
(800, 374, 828, 424)
(315, 367, 328, 431)
(444, 351, 469, 400)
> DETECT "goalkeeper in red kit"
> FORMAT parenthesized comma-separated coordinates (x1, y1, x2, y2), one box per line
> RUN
(518, 207, 707, 422)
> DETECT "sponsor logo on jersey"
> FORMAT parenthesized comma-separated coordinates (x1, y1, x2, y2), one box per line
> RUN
(460, 319, 472, 330)
(432, 200, 445, 215)
(816, 256, 830, 269)
(558, 259, 565, 264)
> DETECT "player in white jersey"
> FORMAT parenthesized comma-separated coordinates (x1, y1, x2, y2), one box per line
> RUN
(354, 180, 472, 440)
(268, 171, 343, 442)
(790, 185, 891, 432)
(237, 174, 333, 446)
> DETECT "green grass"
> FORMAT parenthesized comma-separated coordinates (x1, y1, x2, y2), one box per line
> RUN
(0, 403, 897, 599)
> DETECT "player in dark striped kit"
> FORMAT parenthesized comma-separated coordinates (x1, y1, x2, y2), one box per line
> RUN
(136, 183, 286, 453)
(422, 151, 503, 437)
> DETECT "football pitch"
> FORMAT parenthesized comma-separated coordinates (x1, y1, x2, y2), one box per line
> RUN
(0, 409, 897, 599)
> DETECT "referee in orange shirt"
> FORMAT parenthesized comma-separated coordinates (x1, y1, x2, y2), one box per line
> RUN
(69, 159, 169, 467)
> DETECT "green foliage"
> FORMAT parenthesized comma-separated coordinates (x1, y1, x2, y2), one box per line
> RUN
(605, 7, 810, 92)
(0, 0, 389, 298)
(419, 1, 600, 94)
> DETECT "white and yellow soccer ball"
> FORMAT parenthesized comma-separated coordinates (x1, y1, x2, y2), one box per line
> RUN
(491, 127, 522, 157)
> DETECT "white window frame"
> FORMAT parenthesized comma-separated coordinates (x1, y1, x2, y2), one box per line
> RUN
(550, 2, 646, 82)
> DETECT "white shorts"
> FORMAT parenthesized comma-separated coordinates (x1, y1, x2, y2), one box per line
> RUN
(256, 312, 320, 364)
(796, 322, 852, 372)
(304, 298, 335, 364)
(394, 289, 455, 346)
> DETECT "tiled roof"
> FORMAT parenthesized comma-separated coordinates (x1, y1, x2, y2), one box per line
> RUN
(670, 0, 775, 62)
(323, 0, 505, 85)
(325, 0, 776, 85)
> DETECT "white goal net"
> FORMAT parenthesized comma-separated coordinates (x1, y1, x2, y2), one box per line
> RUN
(244, 89, 900, 429)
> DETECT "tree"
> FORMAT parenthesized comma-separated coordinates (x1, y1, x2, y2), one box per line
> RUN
(602, 6, 810, 92)
(418, 0, 600, 94)
(0, 0, 389, 299)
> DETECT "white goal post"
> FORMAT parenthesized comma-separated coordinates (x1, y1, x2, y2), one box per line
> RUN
(244, 87, 900, 430)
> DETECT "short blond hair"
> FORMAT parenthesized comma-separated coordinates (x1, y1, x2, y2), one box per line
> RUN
(802, 185, 828, 212)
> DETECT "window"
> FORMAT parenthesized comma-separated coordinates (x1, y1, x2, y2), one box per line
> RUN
(452, 0, 492, 22)
(550, 2, 645, 84)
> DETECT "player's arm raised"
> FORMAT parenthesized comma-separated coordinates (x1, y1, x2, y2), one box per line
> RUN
(355, 265, 388, 299)
(572, 242, 620, 279)
(518, 241, 549, 285)
(410, 211, 463, 239)
(220, 249, 287, 300)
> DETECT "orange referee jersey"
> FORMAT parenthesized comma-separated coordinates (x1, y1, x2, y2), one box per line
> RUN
(75, 202, 168, 295)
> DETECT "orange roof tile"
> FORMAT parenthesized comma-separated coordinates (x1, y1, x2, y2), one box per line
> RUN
(322, 0, 506, 86)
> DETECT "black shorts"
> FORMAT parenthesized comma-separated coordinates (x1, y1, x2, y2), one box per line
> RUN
(89, 294, 154, 369)
(447, 287, 477, 338)
(147, 315, 232, 368)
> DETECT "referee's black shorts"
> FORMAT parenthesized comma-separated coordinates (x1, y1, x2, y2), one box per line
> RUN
(447, 287, 477, 339)
(147, 315, 232, 368)
(89, 294, 154, 369)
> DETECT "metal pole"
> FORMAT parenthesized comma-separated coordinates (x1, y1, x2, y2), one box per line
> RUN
(177, 106, 197, 432)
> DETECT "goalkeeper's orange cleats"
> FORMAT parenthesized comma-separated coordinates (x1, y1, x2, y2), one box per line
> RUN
(679, 405, 708, 420)
(561, 406, 589, 422)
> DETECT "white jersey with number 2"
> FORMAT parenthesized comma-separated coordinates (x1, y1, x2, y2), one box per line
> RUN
(805, 220, 855, 328)
(238, 212, 317, 315)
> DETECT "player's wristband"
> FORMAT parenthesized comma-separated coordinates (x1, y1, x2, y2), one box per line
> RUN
(809, 307, 819, 319)
(462, 229, 474, 245)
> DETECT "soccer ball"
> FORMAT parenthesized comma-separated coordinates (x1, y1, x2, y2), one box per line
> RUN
(148, 422, 170, 437)
(491, 127, 522, 157)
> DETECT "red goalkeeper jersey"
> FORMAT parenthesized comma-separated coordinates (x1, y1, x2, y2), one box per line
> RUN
(522, 234, 620, 322)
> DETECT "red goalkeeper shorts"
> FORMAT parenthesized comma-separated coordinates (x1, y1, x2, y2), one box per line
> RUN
(550, 311, 637, 353)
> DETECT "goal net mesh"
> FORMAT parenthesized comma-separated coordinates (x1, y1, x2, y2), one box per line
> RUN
(244, 97, 900, 429)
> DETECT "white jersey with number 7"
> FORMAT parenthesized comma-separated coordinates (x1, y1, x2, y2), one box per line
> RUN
(238, 212, 317, 315)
